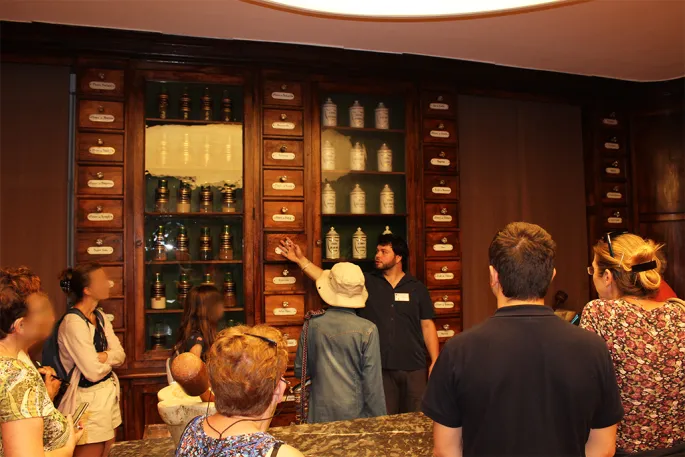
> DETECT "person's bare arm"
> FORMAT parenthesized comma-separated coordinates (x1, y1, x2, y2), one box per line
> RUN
(278, 238, 323, 281)
(433, 422, 463, 457)
(585, 425, 617, 457)
(421, 319, 440, 376)
(2, 414, 82, 457)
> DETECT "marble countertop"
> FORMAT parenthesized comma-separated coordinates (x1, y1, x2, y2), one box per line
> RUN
(110, 412, 433, 457)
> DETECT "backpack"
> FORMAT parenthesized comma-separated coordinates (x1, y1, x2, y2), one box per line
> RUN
(41, 307, 105, 404)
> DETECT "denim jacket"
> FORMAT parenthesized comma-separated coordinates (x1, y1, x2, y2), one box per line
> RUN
(294, 308, 387, 423)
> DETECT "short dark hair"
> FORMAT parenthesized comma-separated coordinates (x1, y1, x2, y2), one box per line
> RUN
(488, 222, 556, 300)
(0, 266, 43, 340)
(377, 234, 408, 271)
(59, 263, 101, 305)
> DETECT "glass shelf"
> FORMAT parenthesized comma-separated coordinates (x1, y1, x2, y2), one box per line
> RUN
(146, 118, 243, 126)
(323, 126, 405, 134)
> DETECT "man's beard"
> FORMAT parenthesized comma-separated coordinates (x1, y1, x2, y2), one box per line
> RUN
(375, 258, 399, 271)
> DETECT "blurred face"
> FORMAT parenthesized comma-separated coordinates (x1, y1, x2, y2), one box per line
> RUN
(85, 268, 110, 301)
(19, 293, 56, 344)
(375, 244, 401, 271)
(591, 256, 614, 299)
(212, 300, 225, 322)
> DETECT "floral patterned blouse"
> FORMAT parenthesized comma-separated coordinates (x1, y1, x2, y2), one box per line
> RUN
(0, 357, 70, 456)
(580, 298, 685, 453)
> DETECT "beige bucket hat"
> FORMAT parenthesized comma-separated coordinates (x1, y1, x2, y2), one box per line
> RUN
(315, 262, 369, 309)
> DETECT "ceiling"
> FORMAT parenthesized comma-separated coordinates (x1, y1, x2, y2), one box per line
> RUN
(2, 0, 684, 82)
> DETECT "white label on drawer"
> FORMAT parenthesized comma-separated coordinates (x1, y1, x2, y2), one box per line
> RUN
(602, 118, 618, 126)
(607, 192, 623, 199)
(605, 167, 621, 175)
(604, 142, 620, 150)
(432, 187, 452, 195)
(273, 276, 297, 285)
(108, 280, 115, 288)
(88, 114, 115, 123)
(274, 307, 297, 316)
(434, 272, 454, 280)
(434, 301, 455, 309)
(272, 91, 295, 100)
(429, 102, 449, 110)
(433, 215, 453, 222)
(88, 180, 115, 188)
(87, 246, 114, 255)
(272, 182, 296, 190)
(430, 130, 450, 138)
(608, 217, 623, 224)
(285, 394, 296, 402)
(272, 122, 296, 130)
(89, 81, 116, 91)
(272, 152, 295, 160)
(105, 313, 115, 322)
(286, 339, 298, 347)
(89, 146, 115, 155)
(433, 244, 454, 252)
(272, 214, 296, 222)
(87, 212, 114, 221)
(437, 330, 455, 338)
(430, 158, 451, 167)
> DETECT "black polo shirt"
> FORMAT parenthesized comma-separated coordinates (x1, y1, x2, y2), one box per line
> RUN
(359, 271, 434, 371)
(422, 305, 624, 457)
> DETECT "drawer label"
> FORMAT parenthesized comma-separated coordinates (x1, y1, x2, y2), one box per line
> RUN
(285, 394, 296, 402)
(437, 329, 455, 338)
(607, 192, 623, 199)
(272, 152, 295, 160)
(286, 339, 298, 347)
(88, 179, 115, 188)
(608, 217, 623, 224)
(89, 81, 116, 91)
(88, 114, 115, 123)
(430, 158, 451, 167)
(272, 214, 296, 222)
(434, 301, 455, 309)
(434, 272, 454, 280)
(433, 215, 453, 222)
(87, 246, 114, 255)
(602, 118, 618, 126)
(272, 182, 296, 191)
(433, 244, 454, 252)
(108, 280, 115, 288)
(429, 102, 449, 110)
(87, 212, 114, 221)
(89, 146, 116, 156)
(605, 167, 621, 175)
(272, 91, 295, 101)
(604, 142, 620, 150)
(273, 276, 297, 285)
(430, 130, 450, 138)
(274, 307, 297, 316)
(432, 186, 452, 195)
(272, 122, 296, 130)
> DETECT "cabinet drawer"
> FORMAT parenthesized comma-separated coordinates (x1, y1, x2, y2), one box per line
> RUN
(423, 119, 457, 144)
(601, 183, 628, 205)
(602, 207, 629, 229)
(263, 170, 304, 198)
(264, 264, 305, 293)
(597, 110, 625, 129)
(423, 146, 458, 173)
(601, 157, 627, 180)
(424, 176, 459, 201)
(429, 290, 462, 316)
(264, 81, 303, 107)
(425, 203, 459, 228)
(78, 133, 124, 163)
(263, 140, 304, 168)
(425, 260, 461, 289)
(76, 199, 124, 229)
(265, 295, 305, 325)
(263, 109, 304, 137)
(425, 232, 460, 258)
(265, 234, 308, 261)
(100, 298, 125, 329)
(598, 133, 626, 154)
(78, 100, 125, 130)
(278, 326, 303, 353)
(434, 317, 462, 343)
(102, 266, 124, 296)
(422, 91, 456, 117)
(264, 201, 304, 230)
(79, 68, 125, 98)
(76, 232, 123, 263)
(77, 165, 124, 195)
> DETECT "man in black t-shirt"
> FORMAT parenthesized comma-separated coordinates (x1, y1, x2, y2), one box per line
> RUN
(422, 222, 623, 457)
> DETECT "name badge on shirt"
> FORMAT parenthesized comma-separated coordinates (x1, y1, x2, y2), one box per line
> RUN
(394, 293, 410, 302)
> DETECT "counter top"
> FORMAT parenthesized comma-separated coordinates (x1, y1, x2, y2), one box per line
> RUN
(110, 412, 433, 457)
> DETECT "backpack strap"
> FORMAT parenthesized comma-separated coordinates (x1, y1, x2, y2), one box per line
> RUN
(271, 442, 283, 457)
(298, 309, 325, 423)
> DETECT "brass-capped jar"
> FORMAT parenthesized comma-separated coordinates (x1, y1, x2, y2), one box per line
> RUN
(158, 85, 169, 120)
(221, 90, 232, 122)
(175, 225, 190, 261)
(201, 87, 213, 121)
(199, 185, 213, 213)
(153, 225, 167, 261)
(177, 182, 191, 213)
(219, 225, 234, 260)
(180, 87, 191, 120)
(201, 272, 214, 285)
(223, 271, 236, 308)
(199, 226, 212, 260)
(221, 185, 236, 213)
(154, 179, 170, 213)
(151, 272, 166, 310)
(177, 272, 191, 306)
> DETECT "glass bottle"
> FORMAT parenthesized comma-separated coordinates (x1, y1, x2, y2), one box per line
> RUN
(177, 181, 191, 213)
(201, 273, 215, 285)
(223, 272, 236, 308)
(199, 185, 213, 213)
(151, 323, 172, 350)
(222, 185, 236, 213)
(175, 225, 190, 261)
(199, 227, 212, 260)
(219, 225, 234, 260)
(154, 179, 170, 213)
(177, 272, 191, 306)
(153, 225, 167, 261)
(151, 272, 166, 310)
(221, 90, 232, 122)
(158, 85, 169, 120)
(180, 87, 191, 120)
(201, 87, 213, 121)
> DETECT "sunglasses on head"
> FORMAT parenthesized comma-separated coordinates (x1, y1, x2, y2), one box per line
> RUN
(243, 333, 277, 347)
(603, 230, 628, 258)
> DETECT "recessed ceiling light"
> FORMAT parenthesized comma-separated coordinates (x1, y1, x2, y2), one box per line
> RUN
(247, 0, 575, 20)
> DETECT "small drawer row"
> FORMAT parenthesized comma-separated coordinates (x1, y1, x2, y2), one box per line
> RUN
(602, 207, 631, 230)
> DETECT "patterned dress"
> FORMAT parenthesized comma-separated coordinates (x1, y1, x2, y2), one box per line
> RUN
(580, 298, 685, 453)
(0, 357, 70, 456)
(176, 416, 284, 457)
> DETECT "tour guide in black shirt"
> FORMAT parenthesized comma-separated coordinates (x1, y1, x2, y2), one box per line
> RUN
(422, 222, 624, 457)
(279, 234, 439, 415)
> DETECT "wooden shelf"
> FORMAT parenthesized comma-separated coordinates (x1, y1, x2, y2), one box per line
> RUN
(322, 213, 407, 217)
(146, 260, 242, 265)
(145, 118, 242, 126)
(322, 170, 405, 176)
(146, 307, 244, 314)
(145, 212, 243, 218)
(323, 126, 404, 134)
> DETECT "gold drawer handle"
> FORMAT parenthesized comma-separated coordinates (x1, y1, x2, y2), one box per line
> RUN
(98, 72, 106, 80)
(437, 95, 444, 102)
(439, 180, 446, 186)
(280, 176, 288, 182)
(439, 151, 446, 158)
(95, 205, 103, 213)
(97, 105, 104, 113)
(282, 269, 289, 276)
(280, 145, 288, 152)
(442, 295, 449, 301)
(610, 136, 618, 143)
(440, 208, 448, 215)
(613, 211, 621, 217)
(612, 161, 619, 167)
(441, 237, 448, 244)
(280, 113, 288, 120)
(443, 324, 450, 330)
(97, 138, 104, 146)
(281, 207, 289, 214)
(438, 122, 445, 129)
(95, 238, 104, 246)
(441, 266, 448, 272)
(613, 186, 620, 192)
(281, 84, 288, 91)
(96, 172, 104, 179)
(282, 301, 289, 308)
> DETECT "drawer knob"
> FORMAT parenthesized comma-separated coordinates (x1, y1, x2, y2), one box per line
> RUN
(438, 122, 445, 129)
(281, 84, 287, 91)
(612, 161, 619, 167)
(439, 151, 446, 158)
(439, 179, 446, 186)
(280, 145, 288, 152)
(280, 113, 288, 120)
(443, 324, 450, 330)
(610, 136, 618, 143)
(280, 175, 288, 182)
(282, 301, 289, 307)
(96, 172, 105, 179)
(441, 266, 448, 272)
(282, 269, 289, 276)
(613, 186, 620, 192)
(97, 138, 104, 146)
(284, 333, 290, 339)
(98, 105, 105, 113)
(437, 95, 444, 102)
(95, 238, 104, 246)
(441, 237, 448, 244)
(609, 111, 616, 118)
(442, 295, 449, 301)
(98, 72, 106, 80)
(440, 208, 448, 215)
(613, 211, 621, 217)
(281, 207, 289, 214)
(316, 240, 322, 246)
(95, 205, 103, 213)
